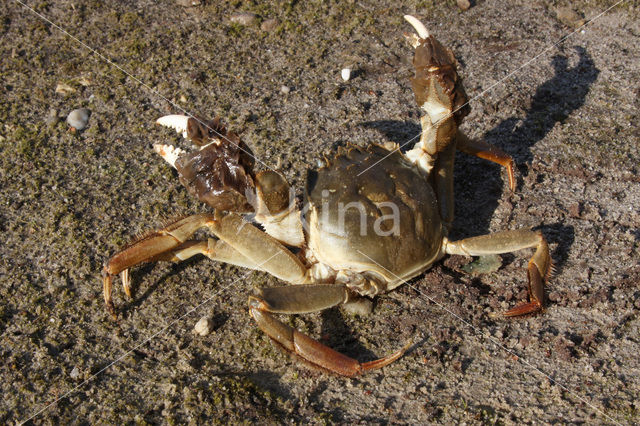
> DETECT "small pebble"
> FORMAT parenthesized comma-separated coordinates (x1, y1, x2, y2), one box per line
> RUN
(556, 7, 585, 27)
(45, 108, 59, 125)
(194, 316, 214, 336)
(261, 18, 279, 32)
(66, 108, 91, 130)
(457, 0, 471, 11)
(55, 83, 76, 95)
(70, 366, 81, 379)
(280, 85, 290, 94)
(230, 12, 257, 26)
(341, 68, 351, 81)
(175, 0, 201, 6)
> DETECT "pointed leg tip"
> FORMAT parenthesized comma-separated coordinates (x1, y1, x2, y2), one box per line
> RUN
(360, 340, 410, 372)
(502, 301, 543, 318)
(507, 160, 516, 191)
(106, 301, 118, 321)
(121, 269, 132, 298)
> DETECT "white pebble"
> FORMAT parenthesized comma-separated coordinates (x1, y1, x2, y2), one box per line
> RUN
(341, 68, 351, 81)
(280, 85, 290, 94)
(230, 12, 257, 26)
(194, 316, 214, 336)
(70, 366, 81, 379)
(66, 108, 90, 130)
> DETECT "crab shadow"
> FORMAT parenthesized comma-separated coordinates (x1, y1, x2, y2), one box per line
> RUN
(363, 46, 598, 243)
(485, 46, 599, 166)
(120, 257, 204, 318)
(319, 307, 379, 361)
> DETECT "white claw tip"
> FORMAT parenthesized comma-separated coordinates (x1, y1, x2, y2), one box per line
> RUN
(156, 115, 190, 139)
(153, 143, 185, 169)
(404, 15, 429, 39)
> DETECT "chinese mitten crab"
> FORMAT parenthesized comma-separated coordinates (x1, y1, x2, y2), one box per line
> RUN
(103, 16, 551, 377)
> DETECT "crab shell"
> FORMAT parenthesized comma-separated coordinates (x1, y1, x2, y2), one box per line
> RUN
(305, 145, 443, 292)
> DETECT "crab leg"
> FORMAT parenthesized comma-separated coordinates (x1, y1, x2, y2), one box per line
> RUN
(152, 239, 263, 270)
(103, 213, 307, 318)
(433, 141, 456, 230)
(444, 230, 550, 316)
(248, 285, 408, 376)
(103, 214, 215, 317)
(456, 131, 516, 191)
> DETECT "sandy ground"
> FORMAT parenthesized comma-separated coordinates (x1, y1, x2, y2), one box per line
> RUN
(1, 0, 639, 424)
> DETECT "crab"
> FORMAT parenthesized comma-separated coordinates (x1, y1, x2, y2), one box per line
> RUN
(103, 16, 551, 377)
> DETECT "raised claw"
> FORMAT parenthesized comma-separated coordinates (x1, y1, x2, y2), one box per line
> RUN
(155, 114, 257, 212)
(404, 15, 430, 39)
(404, 15, 470, 164)
(156, 114, 189, 139)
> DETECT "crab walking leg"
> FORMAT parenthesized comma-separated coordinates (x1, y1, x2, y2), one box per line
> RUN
(445, 230, 550, 316)
(117, 239, 262, 296)
(103, 213, 307, 318)
(121, 239, 267, 298)
(456, 130, 516, 191)
(210, 213, 308, 283)
(103, 214, 217, 317)
(248, 285, 409, 376)
(151, 239, 264, 271)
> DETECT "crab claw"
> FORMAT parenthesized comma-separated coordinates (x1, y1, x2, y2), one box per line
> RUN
(403, 15, 470, 159)
(157, 114, 189, 139)
(404, 15, 430, 39)
(153, 144, 185, 169)
(155, 113, 257, 212)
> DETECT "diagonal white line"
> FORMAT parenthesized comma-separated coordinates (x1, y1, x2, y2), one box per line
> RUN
(20, 249, 284, 425)
(12, 0, 274, 172)
(355, 249, 621, 425)
(356, 0, 624, 177)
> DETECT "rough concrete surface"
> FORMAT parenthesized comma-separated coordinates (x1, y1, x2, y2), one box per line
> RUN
(1, 0, 639, 424)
